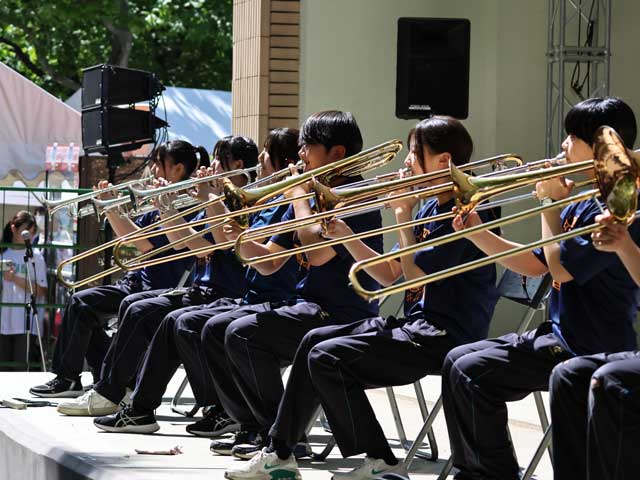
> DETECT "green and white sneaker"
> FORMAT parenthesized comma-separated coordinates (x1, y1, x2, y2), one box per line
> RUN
(224, 448, 301, 480)
(332, 457, 404, 480)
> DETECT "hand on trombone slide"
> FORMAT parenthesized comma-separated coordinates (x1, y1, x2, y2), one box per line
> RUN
(222, 221, 245, 242)
(194, 167, 224, 201)
(534, 169, 575, 202)
(592, 209, 637, 252)
(451, 206, 483, 234)
(322, 218, 354, 240)
(94, 180, 117, 201)
(283, 164, 311, 199)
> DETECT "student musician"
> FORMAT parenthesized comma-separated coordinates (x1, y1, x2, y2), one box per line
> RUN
(30, 141, 207, 397)
(549, 208, 640, 480)
(223, 116, 501, 480)
(442, 97, 640, 480)
(89, 130, 301, 433)
(52, 136, 254, 415)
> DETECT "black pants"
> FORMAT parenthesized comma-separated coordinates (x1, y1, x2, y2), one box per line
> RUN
(94, 286, 218, 404)
(293, 317, 453, 459)
(550, 351, 640, 480)
(131, 298, 273, 413)
(201, 304, 272, 431)
(220, 301, 332, 433)
(51, 280, 144, 380)
(442, 322, 573, 480)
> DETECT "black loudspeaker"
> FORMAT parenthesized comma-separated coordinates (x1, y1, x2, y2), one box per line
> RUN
(80, 64, 167, 154)
(82, 107, 168, 154)
(396, 18, 470, 120)
(81, 64, 164, 109)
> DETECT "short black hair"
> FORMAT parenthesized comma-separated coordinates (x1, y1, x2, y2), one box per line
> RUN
(264, 128, 300, 171)
(216, 135, 259, 172)
(156, 140, 210, 179)
(413, 116, 473, 167)
(565, 97, 637, 148)
(299, 110, 363, 157)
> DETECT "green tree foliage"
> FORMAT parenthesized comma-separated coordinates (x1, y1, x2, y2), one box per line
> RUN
(0, 0, 232, 99)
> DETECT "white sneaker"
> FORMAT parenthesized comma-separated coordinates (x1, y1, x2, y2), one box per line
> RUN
(332, 457, 405, 480)
(57, 389, 119, 416)
(225, 448, 301, 480)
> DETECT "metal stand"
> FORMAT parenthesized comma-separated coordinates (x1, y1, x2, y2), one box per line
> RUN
(546, 0, 611, 156)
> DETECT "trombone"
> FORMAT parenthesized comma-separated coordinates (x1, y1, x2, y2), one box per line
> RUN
(348, 126, 640, 300)
(55, 166, 260, 288)
(111, 140, 404, 271)
(36, 176, 153, 218)
(77, 165, 265, 220)
(58, 140, 402, 286)
(127, 165, 261, 214)
(231, 154, 524, 265)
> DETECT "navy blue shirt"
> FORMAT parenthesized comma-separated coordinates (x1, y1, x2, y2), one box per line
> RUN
(132, 211, 196, 290)
(242, 201, 299, 304)
(533, 197, 640, 356)
(399, 198, 500, 345)
(190, 209, 247, 299)
(270, 199, 383, 323)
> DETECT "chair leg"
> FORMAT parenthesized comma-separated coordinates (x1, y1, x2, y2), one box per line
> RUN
(533, 391, 553, 464)
(437, 456, 454, 480)
(387, 385, 439, 462)
(170, 374, 200, 417)
(414, 381, 438, 461)
(521, 424, 552, 480)
(306, 406, 337, 461)
(401, 395, 443, 470)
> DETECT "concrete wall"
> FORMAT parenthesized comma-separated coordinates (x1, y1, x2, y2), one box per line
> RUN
(299, 0, 640, 334)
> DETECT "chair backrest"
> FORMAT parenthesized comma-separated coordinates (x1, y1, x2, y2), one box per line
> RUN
(497, 269, 552, 310)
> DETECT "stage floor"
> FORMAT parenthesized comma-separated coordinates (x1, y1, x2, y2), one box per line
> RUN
(0, 372, 553, 480)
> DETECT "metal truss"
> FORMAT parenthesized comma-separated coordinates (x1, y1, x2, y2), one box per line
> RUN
(546, 0, 611, 155)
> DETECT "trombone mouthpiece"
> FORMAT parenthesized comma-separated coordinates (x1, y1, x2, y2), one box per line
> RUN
(551, 152, 567, 166)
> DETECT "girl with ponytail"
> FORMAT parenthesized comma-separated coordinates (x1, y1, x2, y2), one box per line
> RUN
(0, 210, 47, 370)
(30, 139, 206, 397)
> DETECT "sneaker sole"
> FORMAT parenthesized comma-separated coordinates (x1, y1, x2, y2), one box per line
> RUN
(225, 470, 301, 480)
(231, 449, 261, 460)
(94, 422, 160, 434)
(210, 446, 234, 456)
(30, 390, 84, 399)
(57, 405, 119, 416)
(188, 423, 240, 438)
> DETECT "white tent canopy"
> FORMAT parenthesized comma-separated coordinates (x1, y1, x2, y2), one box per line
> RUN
(0, 62, 82, 181)
(66, 85, 232, 151)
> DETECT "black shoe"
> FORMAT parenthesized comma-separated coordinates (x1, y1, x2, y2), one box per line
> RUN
(186, 409, 239, 437)
(93, 406, 159, 434)
(29, 376, 83, 398)
(231, 431, 268, 459)
(210, 430, 256, 456)
(293, 441, 312, 460)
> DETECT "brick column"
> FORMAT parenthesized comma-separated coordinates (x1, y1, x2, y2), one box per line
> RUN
(232, 0, 300, 145)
